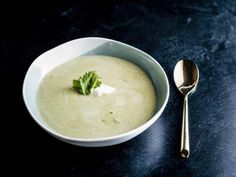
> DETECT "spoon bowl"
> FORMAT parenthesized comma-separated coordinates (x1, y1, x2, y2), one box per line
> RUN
(174, 60, 199, 95)
(173, 59, 199, 158)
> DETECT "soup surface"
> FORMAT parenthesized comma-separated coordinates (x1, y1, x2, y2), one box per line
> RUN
(37, 55, 156, 138)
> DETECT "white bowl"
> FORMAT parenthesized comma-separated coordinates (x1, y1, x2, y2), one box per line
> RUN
(23, 37, 169, 147)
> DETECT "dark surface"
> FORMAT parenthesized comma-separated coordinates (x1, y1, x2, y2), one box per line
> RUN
(2, 0, 236, 176)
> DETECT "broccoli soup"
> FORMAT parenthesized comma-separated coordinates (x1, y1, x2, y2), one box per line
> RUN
(37, 55, 156, 138)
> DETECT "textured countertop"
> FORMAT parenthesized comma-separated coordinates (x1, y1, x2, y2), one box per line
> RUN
(2, 0, 236, 176)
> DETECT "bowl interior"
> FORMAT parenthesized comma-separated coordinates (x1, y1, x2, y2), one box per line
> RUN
(23, 37, 169, 139)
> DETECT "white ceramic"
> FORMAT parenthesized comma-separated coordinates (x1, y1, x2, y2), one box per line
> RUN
(23, 37, 169, 147)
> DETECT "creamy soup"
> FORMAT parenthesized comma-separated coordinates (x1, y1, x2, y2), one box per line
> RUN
(37, 55, 156, 138)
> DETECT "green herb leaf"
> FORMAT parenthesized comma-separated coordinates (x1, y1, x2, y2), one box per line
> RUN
(72, 71, 102, 95)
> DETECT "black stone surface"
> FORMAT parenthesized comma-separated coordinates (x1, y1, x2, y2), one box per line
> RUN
(2, 0, 236, 176)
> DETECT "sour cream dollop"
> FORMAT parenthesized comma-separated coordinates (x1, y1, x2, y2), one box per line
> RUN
(92, 84, 116, 96)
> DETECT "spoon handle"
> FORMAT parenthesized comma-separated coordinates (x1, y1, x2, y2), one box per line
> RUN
(180, 95, 190, 158)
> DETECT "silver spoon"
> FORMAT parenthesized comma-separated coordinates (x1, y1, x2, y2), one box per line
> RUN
(173, 59, 199, 158)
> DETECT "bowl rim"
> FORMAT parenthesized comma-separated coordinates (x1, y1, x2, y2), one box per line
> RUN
(22, 37, 169, 143)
